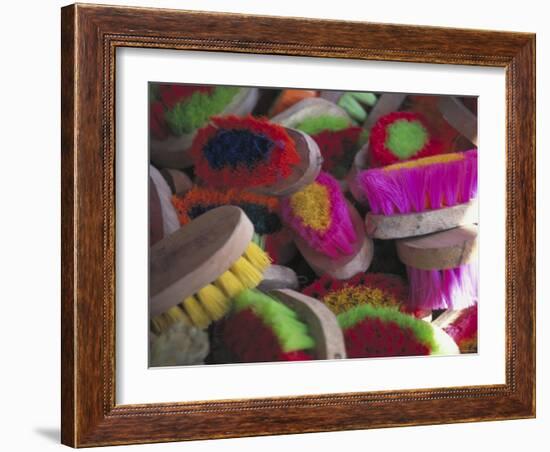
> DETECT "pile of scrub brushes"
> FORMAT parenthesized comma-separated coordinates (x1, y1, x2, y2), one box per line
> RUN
(148, 84, 479, 367)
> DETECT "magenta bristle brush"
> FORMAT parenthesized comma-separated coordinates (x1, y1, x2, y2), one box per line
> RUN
(397, 225, 478, 311)
(359, 149, 477, 216)
(281, 171, 357, 258)
(407, 263, 478, 310)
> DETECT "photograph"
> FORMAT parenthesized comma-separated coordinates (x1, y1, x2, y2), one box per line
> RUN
(148, 83, 479, 367)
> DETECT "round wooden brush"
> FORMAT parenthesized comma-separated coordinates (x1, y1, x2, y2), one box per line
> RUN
(192, 115, 322, 197)
(338, 304, 459, 358)
(282, 171, 373, 279)
(150, 206, 271, 334)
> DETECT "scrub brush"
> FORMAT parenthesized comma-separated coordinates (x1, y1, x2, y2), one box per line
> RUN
(358, 149, 478, 239)
(368, 111, 442, 167)
(302, 272, 410, 316)
(220, 289, 316, 363)
(150, 206, 271, 334)
(171, 186, 281, 243)
(338, 304, 459, 358)
(192, 115, 322, 196)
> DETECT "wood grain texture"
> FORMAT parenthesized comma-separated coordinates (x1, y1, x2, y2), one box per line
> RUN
(61, 3, 535, 447)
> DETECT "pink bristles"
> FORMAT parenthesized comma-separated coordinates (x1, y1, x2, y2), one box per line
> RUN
(358, 149, 478, 215)
(406, 262, 478, 311)
(281, 172, 357, 258)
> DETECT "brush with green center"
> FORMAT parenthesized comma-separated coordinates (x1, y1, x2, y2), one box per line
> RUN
(271, 97, 366, 180)
(368, 111, 442, 167)
(149, 84, 259, 169)
(338, 304, 459, 358)
(150, 206, 272, 334)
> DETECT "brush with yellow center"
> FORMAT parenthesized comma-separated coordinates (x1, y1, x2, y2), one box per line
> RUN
(357, 149, 478, 239)
(281, 171, 374, 279)
(281, 172, 356, 258)
(149, 206, 271, 334)
(302, 272, 413, 316)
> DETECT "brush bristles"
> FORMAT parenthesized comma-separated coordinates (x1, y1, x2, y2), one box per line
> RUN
(230, 257, 263, 288)
(406, 262, 478, 311)
(196, 285, 230, 321)
(216, 270, 246, 298)
(358, 149, 477, 215)
(282, 171, 357, 258)
(151, 243, 271, 333)
(244, 242, 271, 272)
(182, 296, 211, 329)
(151, 306, 190, 335)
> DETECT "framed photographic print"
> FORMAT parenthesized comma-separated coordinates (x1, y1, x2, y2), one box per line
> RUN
(61, 3, 536, 447)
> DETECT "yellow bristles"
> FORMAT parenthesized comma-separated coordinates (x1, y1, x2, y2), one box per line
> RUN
(289, 182, 331, 232)
(151, 306, 190, 335)
(216, 270, 246, 298)
(196, 284, 230, 321)
(230, 256, 263, 289)
(152, 238, 272, 335)
(384, 152, 463, 172)
(182, 296, 211, 329)
(243, 242, 272, 272)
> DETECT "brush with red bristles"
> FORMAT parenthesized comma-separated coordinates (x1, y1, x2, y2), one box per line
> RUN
(191, 115, 322, 196)
(338, 304, 459, 358)
(368, 111, 443, 167)
(216, 289, 316, 363)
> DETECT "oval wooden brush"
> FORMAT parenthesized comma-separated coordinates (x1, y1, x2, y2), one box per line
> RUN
(150, 206, 271, 334)
(338, 304, 459, 358)
(271, 97, 350, 127)
(192, 115, 322, 197)
(358, 149, 478, 239)
(149, 165, 180, 245)
(219, 288, 345, 362)
(150, 87, 259, 169)
(282, 172, 373, 279)
(396, 225, 478, 311)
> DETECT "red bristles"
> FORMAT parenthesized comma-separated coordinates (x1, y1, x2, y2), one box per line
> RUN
(150, 101, 169, 139)
(192, 115, 300, 189)
(312, 127, 362, 174)
(222, 308, 283, 363)
(344, 318, 430, 358)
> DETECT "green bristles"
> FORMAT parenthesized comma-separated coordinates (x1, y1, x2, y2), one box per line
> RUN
(385, 119, 429, 159)
(295, 115, 351, 135)
(165, 86, 239, 135)
(233, 289, 315, 353)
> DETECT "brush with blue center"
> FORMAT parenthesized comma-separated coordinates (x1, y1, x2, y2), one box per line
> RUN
(192, 115, 322, 196)
(172, 186, 282, 249)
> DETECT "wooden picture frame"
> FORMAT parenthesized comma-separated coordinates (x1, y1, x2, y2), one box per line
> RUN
(61, 3, 535, 447)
